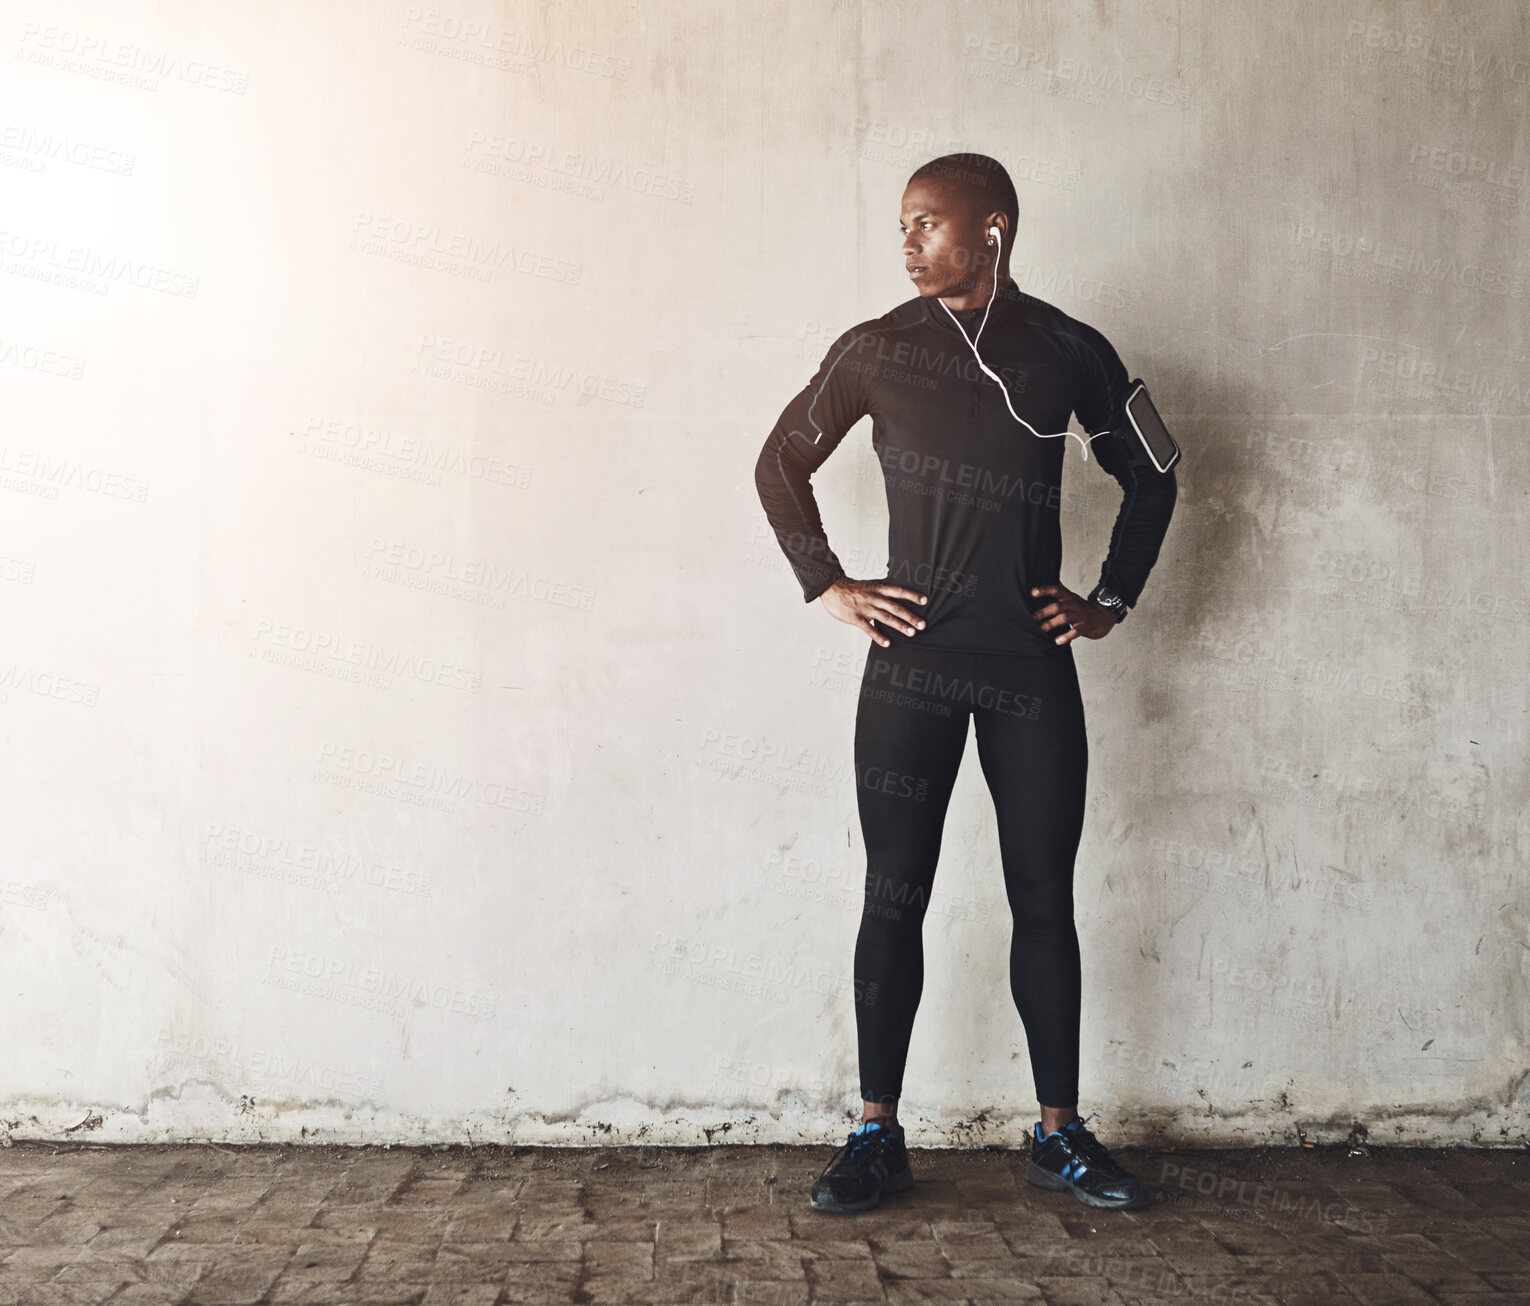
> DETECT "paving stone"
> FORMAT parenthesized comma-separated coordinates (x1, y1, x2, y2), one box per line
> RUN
(0, 1143, 1522, 1303)
(723, 1207, 794, 1239)
(872, 1239, 952, 1278)
(578, 1215, 656, 1240)
(1031, 1277, 1129, 1305)
(719, 1238, 810, 1277)
(803, 1253, 888, 1298)
(735, 1282, 812, 1306)
(0, 1287, 131, 1306)
(503, 1213, 594, 1241)
(656, 1217, 724, 1259)
(1335, 1269, 1439, 1303)
(1438, 1230, 1530, 1271)
(879, 1280, 990, 1302)
(1375, 1255, 1494, 1294)
(499, 1261, 581, 1302)
(417, 1284, 502, 1305)
(930, 1218, 1010, 1257)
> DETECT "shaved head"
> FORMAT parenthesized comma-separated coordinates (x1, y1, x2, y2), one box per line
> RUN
(907, 153, 1019, 234)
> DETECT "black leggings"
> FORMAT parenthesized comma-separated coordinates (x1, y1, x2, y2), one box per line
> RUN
(852, 637, 1088, 1108)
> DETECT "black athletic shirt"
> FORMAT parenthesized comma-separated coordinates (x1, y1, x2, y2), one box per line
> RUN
(753, 276, 1178, 657)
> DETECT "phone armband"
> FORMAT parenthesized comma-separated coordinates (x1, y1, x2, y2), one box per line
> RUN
(1123, 379, 1180, 473)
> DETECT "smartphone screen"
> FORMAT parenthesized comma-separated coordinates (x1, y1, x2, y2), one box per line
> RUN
(1125, 382, 1181, 472)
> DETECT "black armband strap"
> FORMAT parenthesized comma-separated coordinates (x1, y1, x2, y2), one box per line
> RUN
(1123, 379, 1181, 474)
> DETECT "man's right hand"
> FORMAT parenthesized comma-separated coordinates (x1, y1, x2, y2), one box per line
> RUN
(819, 578, 928, 647)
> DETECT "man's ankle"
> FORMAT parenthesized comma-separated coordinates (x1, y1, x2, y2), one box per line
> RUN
(1038, 1106, 1079, 1135)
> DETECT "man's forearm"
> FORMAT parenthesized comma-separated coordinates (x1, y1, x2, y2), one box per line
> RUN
(1096, 467, 1177, 608)
(754, 432, 847, 603)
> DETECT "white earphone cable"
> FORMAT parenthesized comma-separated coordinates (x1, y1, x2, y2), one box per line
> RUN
(939, 227, 1104, 462)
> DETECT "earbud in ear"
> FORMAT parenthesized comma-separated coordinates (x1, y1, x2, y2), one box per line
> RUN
(988, 225, 1001, 243)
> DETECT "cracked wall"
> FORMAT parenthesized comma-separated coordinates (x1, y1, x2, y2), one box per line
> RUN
(1, 0, 1525, 1148)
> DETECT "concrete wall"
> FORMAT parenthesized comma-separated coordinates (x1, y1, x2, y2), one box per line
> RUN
(2, 0, 1524, 1148)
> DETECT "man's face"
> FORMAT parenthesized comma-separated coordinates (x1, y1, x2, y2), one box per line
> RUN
(899, 177, 993, 299)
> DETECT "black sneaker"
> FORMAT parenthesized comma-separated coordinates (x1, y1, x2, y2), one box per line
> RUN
(1025, 1113, 1149, 1211)
(808, 1121, 914, 1213)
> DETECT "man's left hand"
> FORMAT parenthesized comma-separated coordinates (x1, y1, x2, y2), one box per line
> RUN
(1030, 584, 1117, 645)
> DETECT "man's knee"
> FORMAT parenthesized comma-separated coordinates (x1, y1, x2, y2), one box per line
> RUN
(1007, 888, 1078, 930)
(863, 870, 934, 922)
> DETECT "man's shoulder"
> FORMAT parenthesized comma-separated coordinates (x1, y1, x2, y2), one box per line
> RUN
(1018, 295, 1130, 387)
(827, 298, 930, 351)
(1012, 289, 1113, 350)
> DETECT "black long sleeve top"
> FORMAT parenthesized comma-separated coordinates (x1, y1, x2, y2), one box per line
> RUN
(753, 276, 1178, 657)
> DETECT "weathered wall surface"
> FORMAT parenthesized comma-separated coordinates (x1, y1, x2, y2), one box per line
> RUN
(2, 0, 1524, 1147)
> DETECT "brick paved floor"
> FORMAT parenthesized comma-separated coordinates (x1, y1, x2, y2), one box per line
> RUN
(0, 1139, 1526, 1305)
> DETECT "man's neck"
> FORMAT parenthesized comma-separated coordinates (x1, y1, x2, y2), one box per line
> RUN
(937, 271, 1016, 313)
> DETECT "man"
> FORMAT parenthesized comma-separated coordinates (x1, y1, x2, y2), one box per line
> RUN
(753, 153, 1178, 1214)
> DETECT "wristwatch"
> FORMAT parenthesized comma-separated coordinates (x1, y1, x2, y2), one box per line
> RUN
(1087, 584, 1128, 623)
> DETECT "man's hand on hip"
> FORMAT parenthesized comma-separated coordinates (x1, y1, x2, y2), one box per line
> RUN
(820, 578, 928, 648)
(1031, 583, 1117, 645)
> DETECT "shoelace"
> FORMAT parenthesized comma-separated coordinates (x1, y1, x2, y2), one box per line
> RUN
(1062, 1115, 1120, 1172)
(820, 1126, 892, 1179)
